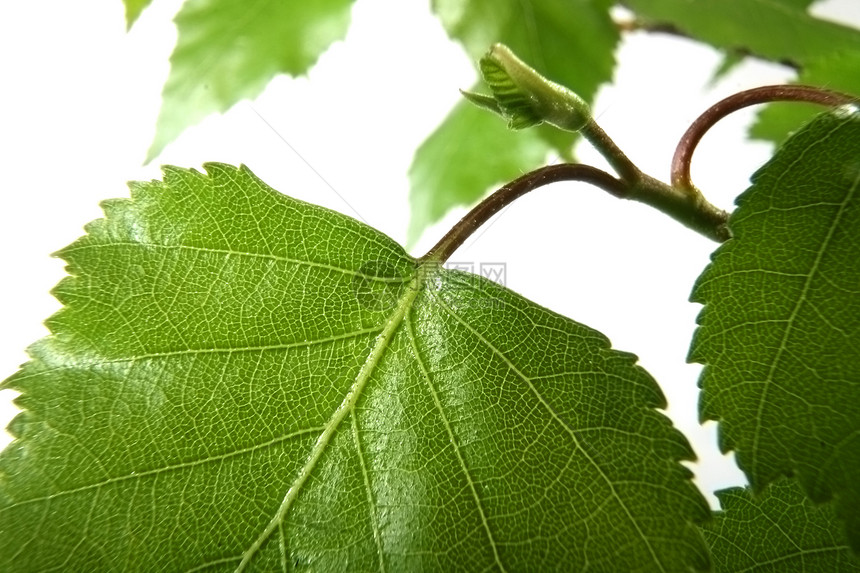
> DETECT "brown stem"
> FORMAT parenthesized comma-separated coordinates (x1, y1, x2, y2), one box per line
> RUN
(421, 164, 627, 263)
(420, 159, 732, 264)
(672, 85, 859, 193)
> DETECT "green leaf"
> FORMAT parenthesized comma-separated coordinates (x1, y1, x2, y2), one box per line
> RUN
(123, 0, 153, 29)
(146, 0, 354, 162)
(1, 163, 711, 570)
(751, 51, 860, 144)
(408, 0, 619, 244)
(689, 109, 860, 551)
(623, 0, 860, 66)
(704, 480, 860, 572)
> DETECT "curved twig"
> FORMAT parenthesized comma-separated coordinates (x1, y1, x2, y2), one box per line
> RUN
(421, 164, 627, 263)
(672, 85, 859, 193)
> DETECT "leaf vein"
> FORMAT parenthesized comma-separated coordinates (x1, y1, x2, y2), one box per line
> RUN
(406, 314, 506, 572)
(351, 412, 387, 573)
(0, 426, 324, 513)
(429, 287, 667, 573)
(233, 271, 422, 571)
(750, 121, 860, 478)
(61, 241, 410, 284)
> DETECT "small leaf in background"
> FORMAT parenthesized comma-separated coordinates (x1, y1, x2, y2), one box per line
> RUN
(408, 0, 618, 244)
(1, 163, 711, 571)
(705, 480, 860, 572)
(751, 51, 860, 144)
(146, 0, 355, 162)
(122, 0, 153, 29)
(623, 0, 859, 65)
(690, 109, 860, 551)
(407, 98, 553, 247)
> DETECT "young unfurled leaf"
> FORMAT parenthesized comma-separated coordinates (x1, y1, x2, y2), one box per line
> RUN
(1, 163, 710, 570)
(468, 44, 592, 132)
(459, 88, 504, 117)
(705, 480, 860, 572)
(690, 109, 860, 552)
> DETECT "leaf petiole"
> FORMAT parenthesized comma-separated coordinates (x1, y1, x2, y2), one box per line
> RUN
(421, 164, 626, 263)
(671, 85, 859, 194)
(420, 161, 730, 264)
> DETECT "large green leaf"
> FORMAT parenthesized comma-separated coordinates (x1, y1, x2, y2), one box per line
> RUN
(122, 0, 153, 29)
(146, 0, 354, 162)
(623, 0, 860, 65)
(689, 109, 860, 551)
(704, 480, 860, 572)
(408, 0, 619, 245)
(0, 163, 711, 570)
(751, 51, 860, 144)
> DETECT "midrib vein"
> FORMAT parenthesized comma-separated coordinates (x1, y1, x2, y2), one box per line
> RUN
(63, 241, 409, 283)
(235, 271, 423, 571)
(751, 126, 859, 477)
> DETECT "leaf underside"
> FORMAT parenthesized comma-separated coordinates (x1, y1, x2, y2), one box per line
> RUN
(408, 0, 619, 245)
(690, 109, 860, 552)
(1, 163, 709, 571)
(705, 480, 860, 572)
(146, 0, 354, 162)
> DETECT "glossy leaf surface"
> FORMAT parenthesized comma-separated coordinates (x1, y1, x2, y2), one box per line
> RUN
(1, 164, 710, 570)
(690, 109, 860, 551)
(146, 0, 354, 161)
(408, 0, 619, 245)
(705, 481, 860, 572)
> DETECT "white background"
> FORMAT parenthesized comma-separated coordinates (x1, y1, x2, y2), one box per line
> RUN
(1, 0, 858, 508)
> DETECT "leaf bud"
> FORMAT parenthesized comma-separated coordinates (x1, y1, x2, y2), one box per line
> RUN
(464, 43, 592, 132)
